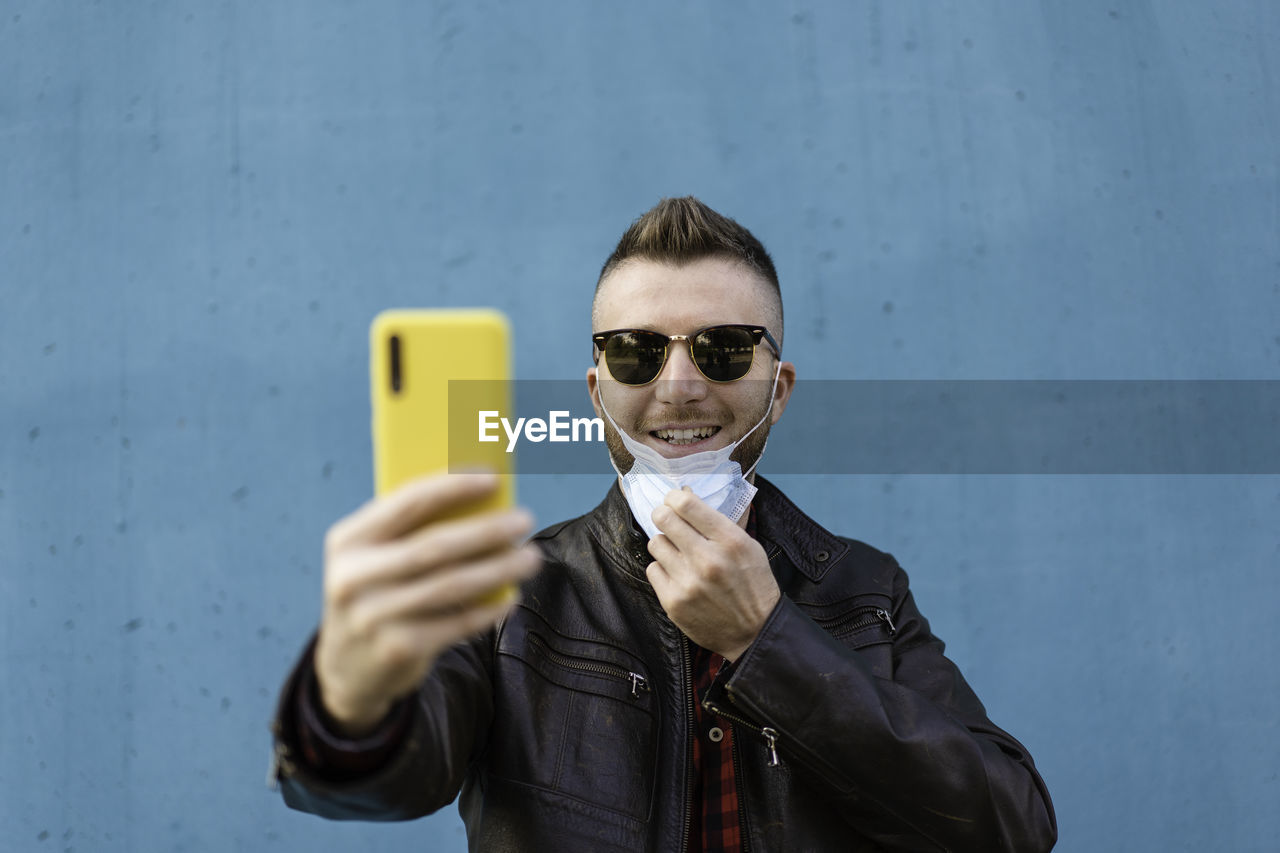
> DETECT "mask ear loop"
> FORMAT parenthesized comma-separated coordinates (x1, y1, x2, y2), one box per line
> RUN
(592, 338, 630, 479)
(595, 379, 633, 481)
(738, 360, 782, 479)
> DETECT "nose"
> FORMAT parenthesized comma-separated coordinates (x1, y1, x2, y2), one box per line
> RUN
(653, 339, 708, 405)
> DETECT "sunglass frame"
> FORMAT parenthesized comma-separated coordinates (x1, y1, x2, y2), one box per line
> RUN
(591, 324, 780, 386)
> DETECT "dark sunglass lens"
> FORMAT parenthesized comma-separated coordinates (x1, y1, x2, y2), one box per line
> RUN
(605, 331, 667, 385)
(694, 327, 756, 381)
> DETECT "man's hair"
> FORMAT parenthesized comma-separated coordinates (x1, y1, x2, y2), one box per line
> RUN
(594, 197, 783, 341)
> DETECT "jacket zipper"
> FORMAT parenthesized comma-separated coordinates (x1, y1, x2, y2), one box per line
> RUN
(527, 633, 650, 697)
(701, 698, 782, 768)
(730, 729, 752, 852)
(826, 605, 897, 638)
(680, 637, 693, 853)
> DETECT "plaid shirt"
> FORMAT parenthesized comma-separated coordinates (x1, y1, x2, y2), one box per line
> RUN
(688, 643, 744, 852)
(685, 505, 760, 851)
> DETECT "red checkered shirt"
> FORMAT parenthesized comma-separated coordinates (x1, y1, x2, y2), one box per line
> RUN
(685, 505, 761, 851)
(688, 642, 744, 852)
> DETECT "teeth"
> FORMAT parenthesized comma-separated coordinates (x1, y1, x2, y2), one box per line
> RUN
(654, 426, 719, 444)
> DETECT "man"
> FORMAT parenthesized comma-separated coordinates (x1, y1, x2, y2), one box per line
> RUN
(271, 197, 1057, 851)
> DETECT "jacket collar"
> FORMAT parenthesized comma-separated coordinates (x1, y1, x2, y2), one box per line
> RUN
(751, 477, 850, 582)
(587, 475, 850, 584)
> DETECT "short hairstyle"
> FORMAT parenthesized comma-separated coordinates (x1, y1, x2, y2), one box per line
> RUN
(594, 197, 783, 343)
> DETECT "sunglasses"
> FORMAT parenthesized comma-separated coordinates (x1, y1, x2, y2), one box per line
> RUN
(592, 324, 780, 386)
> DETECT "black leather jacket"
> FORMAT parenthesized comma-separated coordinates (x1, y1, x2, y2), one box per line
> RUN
(273, 478, 1056, 851)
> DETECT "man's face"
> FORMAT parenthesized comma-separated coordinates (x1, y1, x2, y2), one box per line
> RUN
(586, 257, 796, 475)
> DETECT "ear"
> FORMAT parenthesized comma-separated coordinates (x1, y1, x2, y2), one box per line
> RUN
(768, 360, 797, 426)
(586, 366, 603, 419)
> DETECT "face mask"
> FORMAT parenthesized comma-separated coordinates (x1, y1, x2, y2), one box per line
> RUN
(598, 363, 781, 540)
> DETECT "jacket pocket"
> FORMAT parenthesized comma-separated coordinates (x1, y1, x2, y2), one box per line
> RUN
(491, 618, 658, 823)
(797, 593, 897, 678)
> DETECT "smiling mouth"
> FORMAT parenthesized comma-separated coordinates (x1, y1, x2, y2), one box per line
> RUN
(652, 426, 721, 446)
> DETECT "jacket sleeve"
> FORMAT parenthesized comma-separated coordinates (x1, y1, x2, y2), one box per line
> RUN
(706, 556, 1057, 852)
(269, 629, 495, 822)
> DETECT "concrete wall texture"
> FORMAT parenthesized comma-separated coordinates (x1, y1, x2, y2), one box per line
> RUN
(3, 2, 1277, 851)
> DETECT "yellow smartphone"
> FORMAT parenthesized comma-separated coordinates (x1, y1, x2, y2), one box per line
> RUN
(370, 309, 516, 599)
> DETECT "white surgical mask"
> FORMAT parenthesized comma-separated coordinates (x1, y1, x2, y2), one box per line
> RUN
(598, 363, 781, 539)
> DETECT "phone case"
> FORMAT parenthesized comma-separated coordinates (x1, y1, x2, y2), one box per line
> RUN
(370, 308, 515, 515)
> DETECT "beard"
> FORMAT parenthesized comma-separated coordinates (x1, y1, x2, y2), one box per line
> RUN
(601, 382, 777, 481)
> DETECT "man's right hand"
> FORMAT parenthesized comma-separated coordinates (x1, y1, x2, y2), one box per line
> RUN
(313, 471, 540, 737)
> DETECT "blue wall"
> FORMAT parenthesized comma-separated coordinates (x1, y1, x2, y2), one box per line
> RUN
(3, 2, 1277, 850)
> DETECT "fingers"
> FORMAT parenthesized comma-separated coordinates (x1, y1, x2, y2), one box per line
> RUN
(380, 596, 516, 661)
(658, 487, 739, 542)
(383, 506, 534, 583)
(650, 488, 741, 558)
(349, 544, 542, 630)
(644, 557, 676, 602)
(327, 506, 534, 604)
(647, 488, 761, 591)
(328, 471, 502, 550)
(315, 472, 534, 731)
(649, 504, 703, 554)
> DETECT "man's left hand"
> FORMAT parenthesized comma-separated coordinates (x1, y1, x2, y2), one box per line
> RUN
(646, 488, 780, 661)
